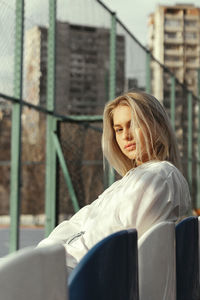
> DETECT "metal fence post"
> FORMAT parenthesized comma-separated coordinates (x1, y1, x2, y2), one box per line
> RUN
(45, 0, 57, 236)
(9, 0, 24, 253)
(187, 92, 192, 194)
(197, 69, 200, 209)
(108, 12, 116, 186)
(145, 51, 151, 94)
(170, 75, 175, 130)
(109, 12, 116, 102)
(52, 132, 80, 212)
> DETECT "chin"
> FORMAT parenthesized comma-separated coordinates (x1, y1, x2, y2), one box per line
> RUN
(126, 153, 136, 160)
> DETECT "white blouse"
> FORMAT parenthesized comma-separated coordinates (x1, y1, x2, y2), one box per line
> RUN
(38, 161, 191, 268)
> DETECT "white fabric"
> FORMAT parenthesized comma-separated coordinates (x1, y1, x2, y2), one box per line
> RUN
(138, 221, 176, 300)
(38, 160, 191, 268)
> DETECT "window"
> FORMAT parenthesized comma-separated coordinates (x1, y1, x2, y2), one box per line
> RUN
(186, 57, 196, 63)
(185, 20, 197, 27)
(165, 19, 181, 27)
(165, 55, 181, 61)
(184, 32, 197, 39)
(165, 32, 177, 39)
(165, 45, 180, 50)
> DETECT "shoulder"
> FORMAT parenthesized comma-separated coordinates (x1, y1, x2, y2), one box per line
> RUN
(123, 160, 191, 217)
(125, 160, 188, 188)
(131, 160, 181, 178)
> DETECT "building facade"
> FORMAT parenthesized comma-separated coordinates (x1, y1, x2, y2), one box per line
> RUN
(148, 4, 200, 101)
(148, 4, 200, 197)
(24, 22, 125, 116)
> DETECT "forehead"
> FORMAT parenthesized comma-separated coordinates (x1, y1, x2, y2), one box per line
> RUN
(113, 105, 132, 125)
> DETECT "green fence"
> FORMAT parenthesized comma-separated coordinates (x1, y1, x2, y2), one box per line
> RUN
(0, 0, 200, 254)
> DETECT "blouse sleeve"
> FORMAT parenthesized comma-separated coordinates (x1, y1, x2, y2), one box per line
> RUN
(37, 199, 98, 248)
(118, 168, 191, 238)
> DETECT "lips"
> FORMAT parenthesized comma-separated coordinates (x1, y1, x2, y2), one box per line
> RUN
(124, 143, 136, 151)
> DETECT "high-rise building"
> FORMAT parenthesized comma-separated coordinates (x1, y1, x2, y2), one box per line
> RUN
(148, 4, 200, 102)
(24, 22, 125, 116)
(148, 4, 200, 184)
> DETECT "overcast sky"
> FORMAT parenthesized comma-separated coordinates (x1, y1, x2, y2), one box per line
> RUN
(103, 0, 200, 46)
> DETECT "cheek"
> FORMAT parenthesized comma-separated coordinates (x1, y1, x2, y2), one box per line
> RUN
(115, 135, 123, 150)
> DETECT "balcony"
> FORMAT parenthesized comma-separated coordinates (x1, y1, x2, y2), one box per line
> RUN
(185, 50, 198, 56)
(185, 38, 199, 45)
(185, 61, 199, 68)
(165, 60, 183, 68)
(164, 25, 183, 32)
(185, 26, 199, 32)
(184, 15, 199, 21)
(165, 13, 183, 20)
(164, 17, 183, 31)
(164, 48, 183, 55)
(164, 36, 183, 44)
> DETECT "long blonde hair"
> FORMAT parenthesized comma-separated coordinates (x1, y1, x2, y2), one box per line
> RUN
(102, 91, 181, 176)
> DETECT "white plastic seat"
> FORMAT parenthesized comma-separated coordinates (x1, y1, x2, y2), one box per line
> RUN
(0, 244, 68, 300)
(138, 221, 176, 300)
(198, 216, 200, 286)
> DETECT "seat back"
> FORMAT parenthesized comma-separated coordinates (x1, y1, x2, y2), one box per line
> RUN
(176, 216, 199, 300)
(198, 217, 200, 286)
(0, 244, 67, 300)
(68, 229, 139, 300)
(138, 221, 176, 300)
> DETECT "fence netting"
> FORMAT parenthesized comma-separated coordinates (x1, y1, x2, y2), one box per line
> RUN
(0, 97, 11, 215)
(0, 0, 15, 96)
(58, 121, 104, 218)
(0, 0, 199, 255)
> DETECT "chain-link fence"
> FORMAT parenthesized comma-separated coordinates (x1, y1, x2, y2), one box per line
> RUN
(58, 121, 103, 214)
(0, 0, 200, 254)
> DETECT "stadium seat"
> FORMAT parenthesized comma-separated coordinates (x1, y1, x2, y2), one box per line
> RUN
(0, 244, 68, 300)
(68, 229, 139, 300)
(176, 216, 199, 300)
(138, 221, 176, 300)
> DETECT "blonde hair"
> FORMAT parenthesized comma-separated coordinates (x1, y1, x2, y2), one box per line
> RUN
(102, 91, 181, 176)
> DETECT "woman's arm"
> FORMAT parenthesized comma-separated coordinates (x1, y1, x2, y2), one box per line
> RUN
(37, 201, 94, 248)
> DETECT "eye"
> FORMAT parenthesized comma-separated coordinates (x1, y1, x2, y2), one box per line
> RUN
(115, 128, 123, 133)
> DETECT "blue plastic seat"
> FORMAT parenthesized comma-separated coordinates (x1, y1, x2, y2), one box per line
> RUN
(176, 216, 199, 300)
(68, 229, 139, 300)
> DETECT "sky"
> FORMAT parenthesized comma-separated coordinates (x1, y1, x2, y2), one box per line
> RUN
(103, 0, 200, 46)
(23, 0, 200, 46)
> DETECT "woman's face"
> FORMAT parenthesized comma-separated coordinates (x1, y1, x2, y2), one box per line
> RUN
(112, 105, 148, 163)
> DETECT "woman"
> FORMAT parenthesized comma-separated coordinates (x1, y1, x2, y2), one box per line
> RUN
(38, 91, 191, 269)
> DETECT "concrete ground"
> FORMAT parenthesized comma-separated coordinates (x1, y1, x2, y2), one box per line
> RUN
(0, 227, 45, 257)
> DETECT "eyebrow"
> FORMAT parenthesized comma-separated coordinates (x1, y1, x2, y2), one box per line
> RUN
(113, 120, 131, 128)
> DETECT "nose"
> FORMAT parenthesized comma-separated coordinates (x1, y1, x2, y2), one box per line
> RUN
(122, 128, 132, 141)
